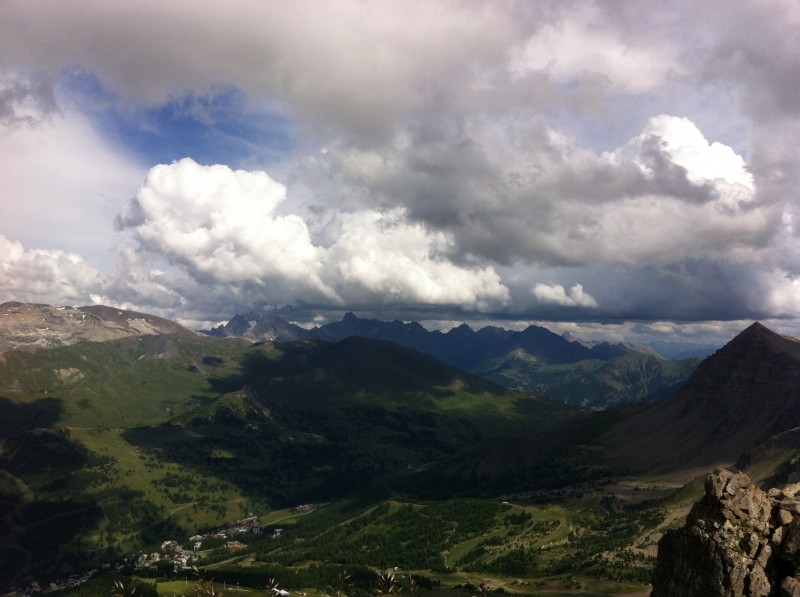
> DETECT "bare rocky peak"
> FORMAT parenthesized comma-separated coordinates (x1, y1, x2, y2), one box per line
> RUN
(652, 468, 800, 596)
(206, 310, 311, 342)
(604, 322, 800, 473)
(0, 301, 195, 351)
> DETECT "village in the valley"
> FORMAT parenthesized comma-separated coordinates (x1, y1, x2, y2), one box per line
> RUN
(15, 506, 321, 596)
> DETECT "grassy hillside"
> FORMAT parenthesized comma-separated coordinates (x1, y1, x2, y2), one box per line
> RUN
(199, 494, 662, 588)
(45, 494, 663, 597)
(475, 350, 699, 407)
(7, 331, 767, 596)
(1, 334, 608, 590)
(0, 334, 251, 431)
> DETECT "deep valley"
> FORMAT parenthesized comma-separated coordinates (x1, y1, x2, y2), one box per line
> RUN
(3, 303, 800, 597)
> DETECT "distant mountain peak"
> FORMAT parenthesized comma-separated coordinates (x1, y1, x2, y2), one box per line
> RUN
(736, 321, 774, 340)
(206, 310, 694, 407)
(736, 321, 800, 347)
(0, 302, 195, 350)
(714, 320, 798, 372)
(445, 323, 476, 339)
(204, 311, 311, 342)
(605, 321, 800, 472)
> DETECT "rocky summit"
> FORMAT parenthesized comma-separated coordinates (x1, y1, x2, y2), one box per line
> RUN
(604, 323, 800, 473)
(0, 301, 195, 350)
(652, 468, 800, 596)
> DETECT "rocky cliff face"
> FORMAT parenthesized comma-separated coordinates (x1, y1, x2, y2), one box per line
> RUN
(652, 468, 800, 596)
(205, 310, 312, 341)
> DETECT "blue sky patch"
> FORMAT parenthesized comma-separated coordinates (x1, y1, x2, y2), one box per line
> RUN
(60, 69, 293, 167)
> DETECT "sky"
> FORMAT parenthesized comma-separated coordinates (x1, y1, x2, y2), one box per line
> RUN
(1, 0, 799, 350)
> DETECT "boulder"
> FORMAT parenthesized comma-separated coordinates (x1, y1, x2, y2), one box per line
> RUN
(652, 469, 800, 596)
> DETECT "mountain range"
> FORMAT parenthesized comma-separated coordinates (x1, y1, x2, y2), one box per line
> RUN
(206, 311, 701, 407)
(206, 311, 651, 368)
(3, 302, 800, 593)
(0, 302, 702, 408)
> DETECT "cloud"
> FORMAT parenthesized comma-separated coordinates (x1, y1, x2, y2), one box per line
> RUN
(0, 235, 104, 305)
(0, 1, 533, 143)
(2, 1, 800, 337)
(0, 75, 145, 268)
(105, 111, 789, 326)
(115, 159, 511, 315)
(0, 73, 57, 126)
(511, 2, 681, 94)
(117, 158, 331, 297)
(324, 113, 769, 269)
(699, 0, 800, 124)
(325, 209, 510, 310)
(532, 283, 598, 308)
(636, 115, 753, 189)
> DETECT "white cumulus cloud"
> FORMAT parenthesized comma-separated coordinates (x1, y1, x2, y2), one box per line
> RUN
(532, 283, 598, 308)
(115, 159, 511, 314)
(325, 209, 510, 310)
(638, 115, 754, 189)
(116, 158, 335, 302)
(0, 235, 105, 305)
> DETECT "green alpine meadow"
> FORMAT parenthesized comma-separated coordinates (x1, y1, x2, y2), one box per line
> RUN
(0, 327, 656, 596)
(5, 307, 800, 597)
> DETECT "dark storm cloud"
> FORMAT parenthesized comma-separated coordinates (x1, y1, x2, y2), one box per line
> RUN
(322, 113, 759, 269)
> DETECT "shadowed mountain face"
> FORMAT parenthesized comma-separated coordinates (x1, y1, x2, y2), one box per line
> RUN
(208, 312, 638, 369)
(206, 311, 700, 407)
(604, 322, 800, 473)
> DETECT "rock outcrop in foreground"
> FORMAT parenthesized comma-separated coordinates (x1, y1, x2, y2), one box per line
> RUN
(652, 468, 800, 596)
